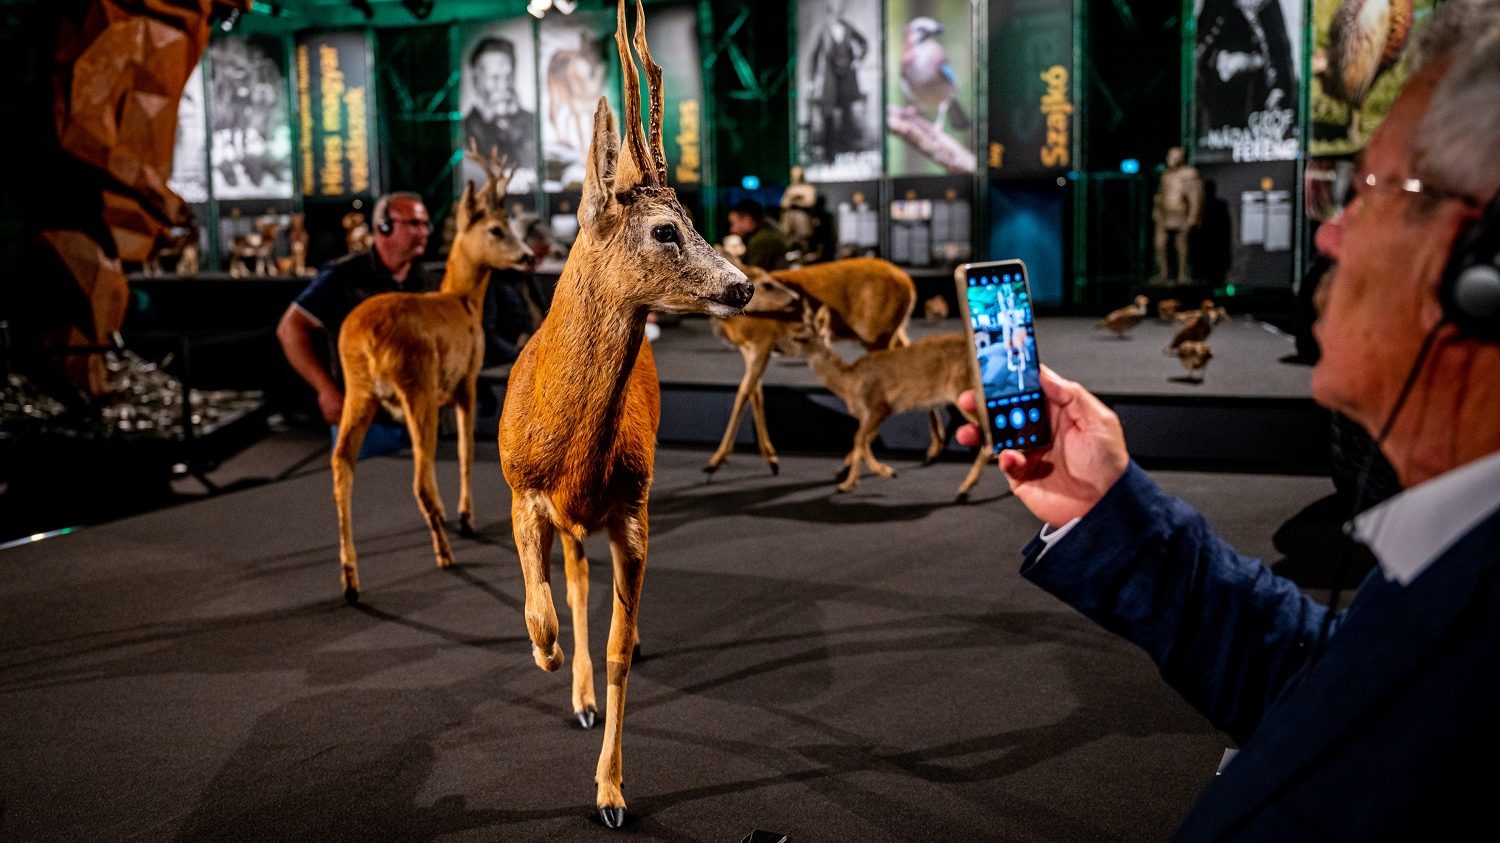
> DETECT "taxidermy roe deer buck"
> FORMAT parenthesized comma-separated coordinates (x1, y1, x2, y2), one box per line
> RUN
(778, 305, 991, 501)
(332, 147, 531, 603)
(705, 257, 923, 475)
(497, 0, 751, 827)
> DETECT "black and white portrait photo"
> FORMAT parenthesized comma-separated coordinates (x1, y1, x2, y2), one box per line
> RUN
(459, 20, 539, 194)
(208, 37, 294, 200)
(1195, 0, 1302, 162)
(798, 0, 881, 181)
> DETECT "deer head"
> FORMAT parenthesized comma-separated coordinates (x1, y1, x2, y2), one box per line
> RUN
(774, 304, 836, 358)
(454, 140, 533, 273)
(570, 0, 751, 317)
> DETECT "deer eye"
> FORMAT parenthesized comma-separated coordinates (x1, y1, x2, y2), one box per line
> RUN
(487, 226, 506, 239)
(651, 224, 680, 244)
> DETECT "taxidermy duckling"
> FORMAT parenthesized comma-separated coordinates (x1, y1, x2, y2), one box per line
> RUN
(1171, 340, 1213, 382)
(1096, 294, 1149, 337)
(1168, 299, 1228, 349)
(1156, 297, 1182, 322)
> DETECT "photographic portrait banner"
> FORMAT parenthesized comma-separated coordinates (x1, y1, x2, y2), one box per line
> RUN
(168, 60, 210, 205)
(539, 10, 621, 193)
(885, 0, 976, 176)
(1309, 0, 1430, 157)
(458, 17, 539, 196)
(1193, 0, 1303, 163)
(985, 0, 1073, 178)
(650, 4, 705, 188)
(295, 30, 379, 199)
(208, 36, 294, 200)
(797, 0, 882, 182)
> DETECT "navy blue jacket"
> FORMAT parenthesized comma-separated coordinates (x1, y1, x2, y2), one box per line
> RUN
(1023, 463, 1500, 840)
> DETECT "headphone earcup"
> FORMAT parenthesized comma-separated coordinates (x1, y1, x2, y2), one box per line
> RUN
(377, 216, 393, 236)
(1440, 194, 1500, 343)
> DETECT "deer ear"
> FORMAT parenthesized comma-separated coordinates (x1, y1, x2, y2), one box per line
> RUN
(814, 304, 832, 335)
(457, 181, 480, 231)
(580, 97, 619, 230)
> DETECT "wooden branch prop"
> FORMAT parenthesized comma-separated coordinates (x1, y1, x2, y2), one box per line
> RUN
(886, 105, 977, 175)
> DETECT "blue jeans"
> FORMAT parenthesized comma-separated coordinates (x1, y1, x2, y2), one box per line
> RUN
(331, 421, 409, 459)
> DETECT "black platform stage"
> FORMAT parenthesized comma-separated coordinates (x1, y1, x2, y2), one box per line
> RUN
(0, 442, 1344, 841)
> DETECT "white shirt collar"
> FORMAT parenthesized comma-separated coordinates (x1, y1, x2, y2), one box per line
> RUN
(1352, 449, 1500, 586)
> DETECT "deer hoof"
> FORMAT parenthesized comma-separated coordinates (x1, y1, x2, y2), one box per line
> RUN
(343, 586, 360, 605)
(769, 461, 780, 476)
(632, 642, 643, 662)
(598, 806, 627, 829)
(458, 515, 476, 538)
(576, 708, 597, 730)
(701, 463, 720, 475)
(954, 492, 971, 505)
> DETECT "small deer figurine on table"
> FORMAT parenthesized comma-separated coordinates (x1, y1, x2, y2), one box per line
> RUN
(331, 146, 531, 602)
(498, 0, 751, 827)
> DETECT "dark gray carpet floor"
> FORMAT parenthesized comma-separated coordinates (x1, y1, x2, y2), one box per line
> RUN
(0, 443, 1338, 842)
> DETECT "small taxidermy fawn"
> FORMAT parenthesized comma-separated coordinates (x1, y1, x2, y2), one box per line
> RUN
(777, 304, 992, 501)
(331, 145, 531, 603)
(497, 0, 751, 828)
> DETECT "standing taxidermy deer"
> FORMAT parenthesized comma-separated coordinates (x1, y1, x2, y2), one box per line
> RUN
(778, 305, 991, 501)
(497, 0, 752, 827)
(331, 147, 531, 603)
(705, 257, 923, 475)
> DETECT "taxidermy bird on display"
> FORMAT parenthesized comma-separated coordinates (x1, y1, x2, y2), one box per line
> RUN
(900, 17, 970, 131)
(1157, 297, 1182, 322)
(1096, 295, 1149, 338)
(1168, 299, 1228, 350)
(1314, 0, 1413, 143)
(1171, 340, 1213, 383)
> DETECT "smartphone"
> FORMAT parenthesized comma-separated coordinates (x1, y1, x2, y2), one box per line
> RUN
(955, 259, 1052, 453)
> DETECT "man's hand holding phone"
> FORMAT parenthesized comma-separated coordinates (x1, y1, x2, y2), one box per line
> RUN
(956, 365, 1129, 527)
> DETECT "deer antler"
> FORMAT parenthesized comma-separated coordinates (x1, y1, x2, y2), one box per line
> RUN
(464, 138, 515, 211)
(631, 0, 669, 185)
(614, 0, 657, 188)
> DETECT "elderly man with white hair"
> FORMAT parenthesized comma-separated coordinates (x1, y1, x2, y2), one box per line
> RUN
(957, 0, 1500, 837)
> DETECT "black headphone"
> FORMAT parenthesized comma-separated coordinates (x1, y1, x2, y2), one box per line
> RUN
(376, 202, 394, 236)
(1440, 191, 1500, 342)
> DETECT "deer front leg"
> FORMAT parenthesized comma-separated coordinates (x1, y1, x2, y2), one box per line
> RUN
(704, 344, 769, 474)
(923, 409, 947, 465)
(595, 509, 647, 828)
(404, 397, 453, 568)
(748, 382, 779, 475)
(857, 409, 898, 481)
(838, 417, 879, 492)
(954, 406, 990, 503)
(454, 377, 477, 537)
(332, 390, 378, 604)
(512, 492, 563, 672)
(561, 534, 597, 728)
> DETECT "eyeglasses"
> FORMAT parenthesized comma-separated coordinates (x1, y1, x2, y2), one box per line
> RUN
(1353, 172, 1479, 207)
(389, 217, 432, 230)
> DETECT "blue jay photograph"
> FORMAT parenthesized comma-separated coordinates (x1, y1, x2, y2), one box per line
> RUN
(886, 0, 975, 175)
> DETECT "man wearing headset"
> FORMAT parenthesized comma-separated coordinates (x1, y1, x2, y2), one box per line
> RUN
(277, 192, 436, 452)
(958, 0, 1500, 835)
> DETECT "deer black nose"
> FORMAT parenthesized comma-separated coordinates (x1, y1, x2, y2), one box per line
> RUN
(723, 281, 754, 310)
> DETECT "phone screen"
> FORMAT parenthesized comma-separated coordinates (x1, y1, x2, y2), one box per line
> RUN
(959, 261, 1051, 453)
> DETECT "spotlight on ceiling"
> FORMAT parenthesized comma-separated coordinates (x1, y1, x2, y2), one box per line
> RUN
(400, 0, 434, 19)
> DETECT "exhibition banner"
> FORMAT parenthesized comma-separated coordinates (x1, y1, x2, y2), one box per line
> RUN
(885, 0, 976, 176)
(1309, 0, 1429, 156)
(650, 4, 705, 189)
(295, 31, 379, 199)
(458, 18, 540, 195)
(208, 35, 295, 200)
(985, 0, 1073, 178)
(797, 0, 882, 182)
(539, 10, 622, 192)
(1193, 160, 1297, 289)
(168, 61, 210, 205)
(1193, 0, 1303, 163)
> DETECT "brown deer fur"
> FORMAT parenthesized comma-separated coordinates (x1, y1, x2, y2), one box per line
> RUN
(778, 305, 991, 500)
(332, 149, 530, 603)
(706, 257, 925, 474)
(496, 0, 751, 827)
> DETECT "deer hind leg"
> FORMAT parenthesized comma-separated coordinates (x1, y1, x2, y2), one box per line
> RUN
(561, 534, 597, 728)
(402, 393, 453, 569)
(858, 408, 897, 480)
(453, 377, 477, 537)
(332, 386, 380, 604)
(513, 492, 563, 672)
(954, 406, 990, 503)
(595, 508, 648, 827)
(705, 345, 768, 474)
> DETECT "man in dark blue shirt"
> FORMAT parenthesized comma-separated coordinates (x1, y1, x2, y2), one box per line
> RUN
(276, 192, 436, 453)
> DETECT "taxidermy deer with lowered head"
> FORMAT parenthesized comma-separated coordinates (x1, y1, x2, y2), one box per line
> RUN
(497, 0, 752, 828)
(331, 144, 531, 604)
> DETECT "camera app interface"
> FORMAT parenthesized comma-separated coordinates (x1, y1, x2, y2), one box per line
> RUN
(964, 265, 1049, 452)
